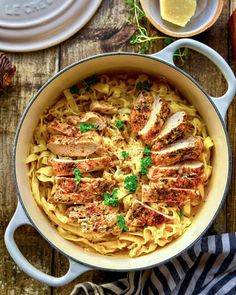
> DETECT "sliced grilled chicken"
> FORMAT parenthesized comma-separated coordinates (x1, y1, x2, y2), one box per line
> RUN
(90, 101, 118, 115)
(139, 95, 170, 145)
(147, 161, 204, 180)
(126, 200, 169, 227)
(151, 177, 203, 189)
(141, 184, 154, 203)
(47, 120, 79, 137)
(130, 92, 154, 133)
(67, 202, 120, 233)
(67, 112, 107, 131)
(141, 185, 200, 205)
(152, 111, 187, 149)
(47, 131, 101, 157)
(51, 177, 115, 204)
(50, 156, 113, 176)
(151, 136, 203, 166)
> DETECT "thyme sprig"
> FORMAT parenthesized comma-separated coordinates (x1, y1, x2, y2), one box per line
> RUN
(126, 0, 165, 53)
(125, 0, 190, 64)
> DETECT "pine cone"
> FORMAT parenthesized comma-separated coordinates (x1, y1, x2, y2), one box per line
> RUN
(0, 52, 16, 91)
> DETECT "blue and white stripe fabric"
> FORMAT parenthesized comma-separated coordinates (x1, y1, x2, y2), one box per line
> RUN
(71, 233, 236, 295)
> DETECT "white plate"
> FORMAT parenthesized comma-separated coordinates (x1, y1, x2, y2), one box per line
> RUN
(0, 0, 102, 52)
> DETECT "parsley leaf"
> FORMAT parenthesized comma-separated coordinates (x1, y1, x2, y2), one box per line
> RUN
(140, 156, 152, 176)
(83, 75, 97, 92)
(70, 85, 80, 94)
(179, 210, 184, 218)
(136, 80, 151, 91)
(74, 168, 81, 184)
(104, 189, 119, 207)
(116, 121, 124, 130)
(143, 146, 151, 156)
(121, 151, 130, 159)
(79, 123, 97, 133)
(124, 174, 138, 193)
(117, 215, 129, 231)
(163, 37, 175, 45)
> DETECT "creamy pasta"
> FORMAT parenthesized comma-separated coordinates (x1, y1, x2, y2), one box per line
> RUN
(26, 73, 213, 257)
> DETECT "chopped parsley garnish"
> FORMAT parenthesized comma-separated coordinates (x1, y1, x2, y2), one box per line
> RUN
(117, 215, 128, 231)
(116, 120, 124, 130)
(70, 85, 80, 94)
(83, 75, 97, 91)
(143, 146, 151, 156)
(136, 80, 151, 92)
(124, 174, 138, 193)
(121, 151, 130, 159)
(79, 123, 97, 133)
(179, 210, 184, 219)
(74, 168, 81, 184)
(140, 156, 152, 176)
(104, 189, 119, 207)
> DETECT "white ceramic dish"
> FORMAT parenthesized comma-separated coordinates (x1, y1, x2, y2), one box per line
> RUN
(0, 0, 102, 52)
(140, 0, 224, 37)
(5, 39, 236, 287)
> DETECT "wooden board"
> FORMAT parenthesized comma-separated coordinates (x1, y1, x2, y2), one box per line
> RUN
(0, 0, 235, 294)
(0, 48, 59, 294)
(227, 0, 236, 232)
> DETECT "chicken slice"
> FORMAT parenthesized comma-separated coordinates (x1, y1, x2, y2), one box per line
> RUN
(50, 156, 113, 176)
(152, 111, 187, 149)
(47, 131, 101, 157)
(151, 177, 203, 189)
(141, 185, 200, 205)
(67, 202, 120, 233)
(151, 136, 203, 166)
(139, 95, 170, 145)
(126, 200, 169, 227)
(67, 112, 107, 131)
(47, 120, 79, 137)
(141, 184, 154, 203)
(130, 92, 154, 133)
(90, 101, 118, 115)
(147, 161, 204, 180)
(51, 177, 115, 204)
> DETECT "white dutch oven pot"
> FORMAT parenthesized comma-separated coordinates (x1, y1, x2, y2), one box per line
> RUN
(5, 39, 236, 287)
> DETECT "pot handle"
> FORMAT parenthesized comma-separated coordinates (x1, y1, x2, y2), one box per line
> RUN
(151, 39, 236, 120)
(4, 202, 91, 287)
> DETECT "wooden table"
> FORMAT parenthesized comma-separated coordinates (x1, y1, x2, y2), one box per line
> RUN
(0, 0, 235, 294)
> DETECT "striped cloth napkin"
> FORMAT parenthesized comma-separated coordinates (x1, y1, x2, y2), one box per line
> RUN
(71, 233, 236, 295)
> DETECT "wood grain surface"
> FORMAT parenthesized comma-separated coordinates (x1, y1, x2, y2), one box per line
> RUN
(0, 0, 235, 294)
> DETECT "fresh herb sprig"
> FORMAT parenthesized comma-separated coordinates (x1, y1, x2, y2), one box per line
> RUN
(125, 0, 190, 64)
(83, 75, 97, 91)
(74, 168, 81, 184)
(126, 0, 165, 53)
(79, 123, 97, 133)
(163, 37, 190, 64)
(136, 80, 151, 91)
(104, 189, 120, 207)
(143, 146, 151, 156)
(179, 210, 184, 219)
(117, 215, 129, 231)
(116, 120, 124, 130)
(140, 156, 152, 176)
(70, 85, 80, 94)
(121, 151, 130, 159)
(124, 174, 138, 193)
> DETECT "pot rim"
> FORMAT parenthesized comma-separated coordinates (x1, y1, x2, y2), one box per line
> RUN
(13, 52, 232, 271)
